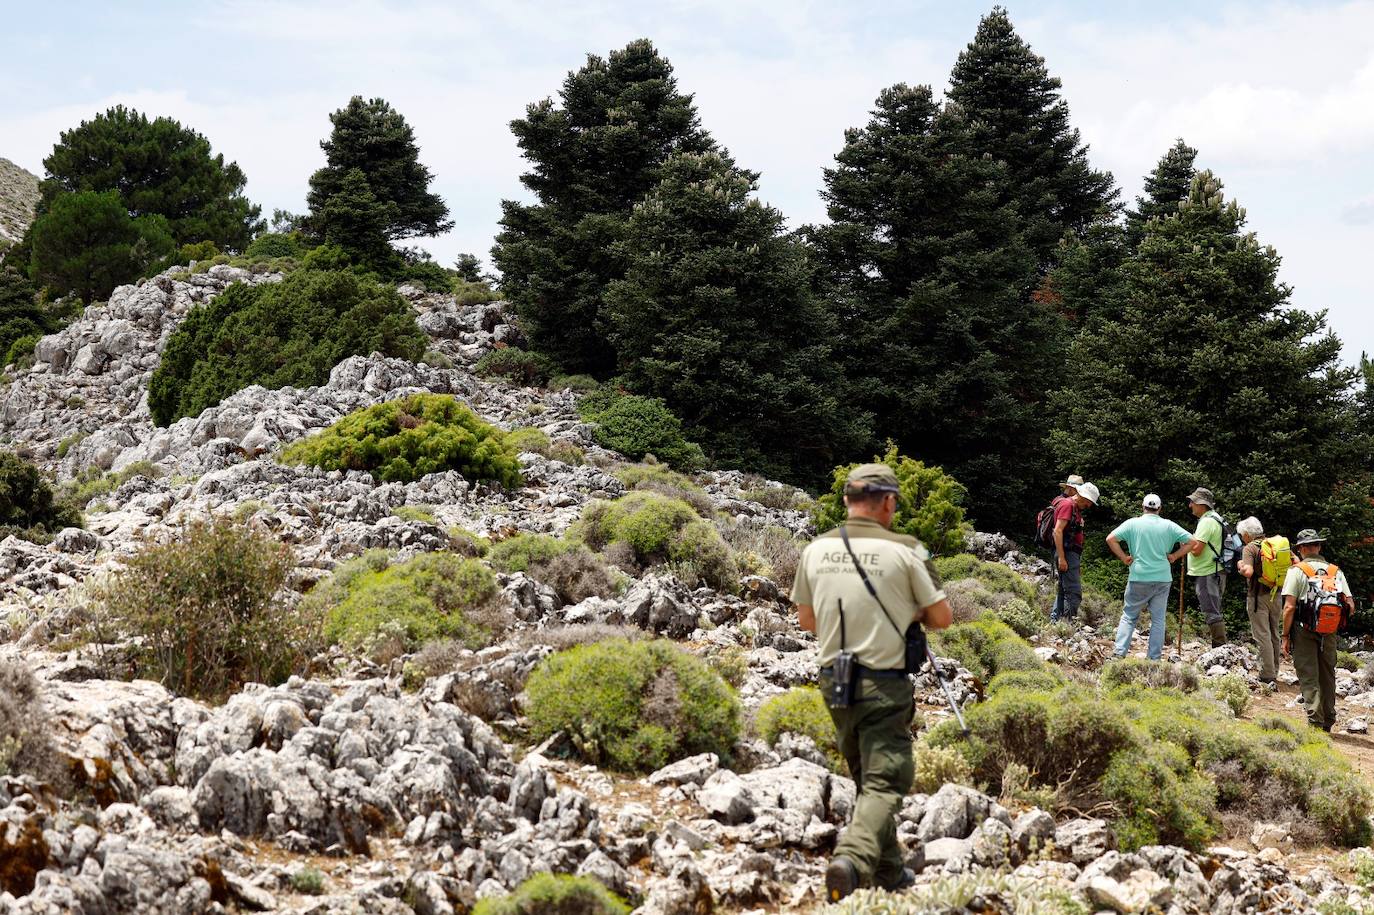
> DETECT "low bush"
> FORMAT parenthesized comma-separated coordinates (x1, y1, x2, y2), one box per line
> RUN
(289, 867, 325, 896)
(94, 519, 313, 698)
(149, 268, 427, 426)
(1206, 673, 1250, 717)
(740, 484, 806, 511)
(933, 555, 1038, 605)
(827, 873, 1089, 915)
(530, 546, 621, 604)
(0, 660, 64, 787)
(578, 391, 705, 472)
(488, 533, 569, 574)
(1337, 650, 1359, 672)
(391, 505, 437, 524)
(990, 598, 1044, 638)
(708, 647, 749, 688)
(987, 668, 1065, 695)
(812, 444, 969, 556)
(244, 232, 305, 260)
(550, 373, 600, 392)
(505, 427, 552, 455)
(472, 873, 629, 915)
(1100, 658, 1201, 693)
(720, 521, 803, 591)
(281, 393, 523, 487)
(577, 492, 738, 591)
(475, 347, 555, 387)
(58, 460, 161, 511)
(932, 618, 1044, 683)
(453, 279, 500, 306)
(614, 463, 713, 517)
(0, 450, 82, 542)
(448, 527, 490, 558)
(526, 638, 740, 773)
(755, 688, 841, 770)
(913, 740, 973, 794)
(314, 552, 500, 660)
(4, 333, 40, 370)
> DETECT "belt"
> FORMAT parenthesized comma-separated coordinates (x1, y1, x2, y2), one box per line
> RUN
(821, 664, 907, 680)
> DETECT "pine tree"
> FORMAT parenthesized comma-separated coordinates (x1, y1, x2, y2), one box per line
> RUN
(1049, 171, 1371, 579)
(38, 105, 263, 251)
(947, 7, 1118, 266)
(492, 39, 718, 377)
(605, 152, 863, 482)
(29, 190, 174, 304)
(305, 97, 451, 260)
(1126, 138, 1198, 247)
(810, 83, 1060, 531)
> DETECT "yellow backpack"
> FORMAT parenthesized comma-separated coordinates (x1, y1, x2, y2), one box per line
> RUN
(1258, 536, 1291, 590)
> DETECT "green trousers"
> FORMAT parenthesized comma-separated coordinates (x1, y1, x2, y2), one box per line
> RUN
(821, 674, 914, 886)
(1292, 626, 1338, 730)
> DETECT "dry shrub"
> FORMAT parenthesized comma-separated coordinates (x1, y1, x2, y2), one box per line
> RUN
(530, 546, 620, 603)
(0, 660, 65, 789)
(720, 521, 803, 589)
(512, 623, 645, 652)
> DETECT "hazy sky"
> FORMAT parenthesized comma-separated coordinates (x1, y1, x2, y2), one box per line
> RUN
(3, 0, 1373, 361)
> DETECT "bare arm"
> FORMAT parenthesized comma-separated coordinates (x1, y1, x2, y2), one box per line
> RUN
(1282, 595, 1296, 656)
(796, 603, 816, 634)
(1188, 538, 1206, 557)
(1106, 533, 1132, 566)
(1054, 519, 1068, 570)
(922, 598, 953, 631)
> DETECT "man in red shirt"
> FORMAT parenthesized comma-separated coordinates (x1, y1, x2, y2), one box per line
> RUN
(1050, 481, 1099, 623)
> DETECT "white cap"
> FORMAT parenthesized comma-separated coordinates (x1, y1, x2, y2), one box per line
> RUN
(1143, 493, 1161, 510)
(1074, 482, 1100, 505)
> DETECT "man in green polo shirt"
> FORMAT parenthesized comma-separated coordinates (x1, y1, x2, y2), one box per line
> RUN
(1185, 487, 1229, 646)
(792, 464, 954, 902)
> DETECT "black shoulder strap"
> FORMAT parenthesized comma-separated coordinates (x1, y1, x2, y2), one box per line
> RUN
(839, 525, 907, 641)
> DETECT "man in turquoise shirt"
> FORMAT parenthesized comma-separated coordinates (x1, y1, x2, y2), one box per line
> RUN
(1106, 493, 1194, 659)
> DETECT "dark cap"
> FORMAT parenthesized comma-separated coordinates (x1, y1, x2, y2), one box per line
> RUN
(845, 463, 900, 494)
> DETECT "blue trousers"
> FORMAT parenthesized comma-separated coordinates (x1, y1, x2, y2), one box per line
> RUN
(1051, 549, 1082, 622)
(1114, 580, 1171, 660)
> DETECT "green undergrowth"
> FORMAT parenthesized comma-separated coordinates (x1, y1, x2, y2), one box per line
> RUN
(754, 687, 842, 771)
(472, 873, 629, 915)
(281, 393, 523, 487)
(827, 873, 1089, 915)
(574, 490, 738, 592)
(931, 617, 1045, 683)
(526, 637, 740, 773)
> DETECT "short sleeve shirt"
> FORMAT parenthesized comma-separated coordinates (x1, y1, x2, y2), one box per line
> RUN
(1187, 512, 1223, 578)
(1109, 514, 1192, 582)
(1282, 556, 1351, 601)
(1053, 496, 1084, 551)
(792, 517, 946, 669)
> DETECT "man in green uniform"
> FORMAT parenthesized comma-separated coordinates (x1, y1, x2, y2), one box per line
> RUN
(1282, 529, 1355, 731)
(1185, 487, 1229, 646)
(792, 464, 954, 902)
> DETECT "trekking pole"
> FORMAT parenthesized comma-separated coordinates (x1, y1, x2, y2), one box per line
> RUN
(1177, 558, 1185, 654)
(925, 647, 970, 736)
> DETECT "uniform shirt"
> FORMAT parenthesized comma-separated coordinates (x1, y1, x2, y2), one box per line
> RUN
(1282, 555, 1351, 602)
(1187, 512, 1223, 578)
(1109, 513, 1191, 582)
(792, 517, 946, 670)
(1053, 496, 1085, 551)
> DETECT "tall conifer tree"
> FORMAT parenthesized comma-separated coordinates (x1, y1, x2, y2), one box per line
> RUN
(492, 40, 718, 376)
(1125, 138, 1198, 247)
(812, 84, 1059, 530)
(947, 7, 1118, 267)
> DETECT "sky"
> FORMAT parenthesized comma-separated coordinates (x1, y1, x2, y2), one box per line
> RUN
(2, 0, 1373, 361)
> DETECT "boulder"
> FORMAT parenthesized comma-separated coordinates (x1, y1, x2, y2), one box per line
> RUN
(698, 770, 756, 825)
(1055, 817, 1113, 865)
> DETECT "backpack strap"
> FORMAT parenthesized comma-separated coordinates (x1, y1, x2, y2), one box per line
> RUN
(1203, 510, 1226, 567)
(1297, 561, 1319, 578)
(838, 525, 908, 644)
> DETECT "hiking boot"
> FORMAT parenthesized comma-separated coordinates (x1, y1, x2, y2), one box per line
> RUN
(877, 867, 917, 892)
(1208, 622, 1227, 647)
(826, 857, 860, 903)
(1259, 677, 1278, 691)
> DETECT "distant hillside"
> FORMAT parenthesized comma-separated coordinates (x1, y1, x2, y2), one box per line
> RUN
(0, 156, 40, 249)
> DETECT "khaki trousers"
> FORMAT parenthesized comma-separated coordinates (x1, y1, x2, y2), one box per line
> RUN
(1247, 586, 1284, 680)
(1292, 626, 1338, 730)
(821, 674, 914, 886)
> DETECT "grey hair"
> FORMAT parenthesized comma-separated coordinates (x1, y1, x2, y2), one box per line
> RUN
(1236, 516, 1264, 538)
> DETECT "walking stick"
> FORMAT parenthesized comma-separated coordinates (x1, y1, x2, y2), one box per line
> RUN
(1177, 557, 1185, 654)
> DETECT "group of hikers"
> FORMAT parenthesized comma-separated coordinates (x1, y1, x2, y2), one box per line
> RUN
(1042, 474, 1355, 732)
(791, 464, 1359, 903)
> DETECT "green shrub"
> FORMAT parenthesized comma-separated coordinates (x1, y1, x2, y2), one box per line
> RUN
(94, 519, 313, 699)
(987, 668, 1065, 695)
(316, 552, 499, 658)
(57, 461, 161, 511)
(576, 492, 738, 592)
(813, 443, 969, 556)
(1337, 650, 1360, 672)
(1101, 742, 1217, 851)
(488, 533, 568, 573)
(281, 394, 523, 487)
(990, 598, 1044, 638)
(755, 688, 841, 770)
(578, 392, 706, 472)
(289, 867, 325, 895)
(453, 279, 500, 306)
(740, 485, 805, 511)
(526, 638, 740, 773)
(550, 373, 600, 392)
(448, 527, 491, 557)
(392, 505, 436, 524)
(4, 333, 40, 369)
(913, 740, 973, 794)
(708, 647, 749, 688)
(1207, 673, 1250, 717)
(1100, 658, 1201, 693)
(472, 873, 629, 915)
(245, 232, 304, 260)
(505, 427, 552, 455)
(932, 618, 1044, 683)
(932, 555, 1038, 605)
(0, 450, 82, 542)
(149, 269, 427, 426)
(719, 521, 802, 590)
(827, 874, 1089, 915)
(475, 347, 556, 387)
(614, 463, 712, 516)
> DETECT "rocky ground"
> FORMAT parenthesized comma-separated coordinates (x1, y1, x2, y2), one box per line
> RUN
(1, 265, 1372, 914)
(0, 157, 38, 248)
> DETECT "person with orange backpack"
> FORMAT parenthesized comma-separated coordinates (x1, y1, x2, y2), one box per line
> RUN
(1235, 517, 1288, 688)
(1281, 529, 1355, 731)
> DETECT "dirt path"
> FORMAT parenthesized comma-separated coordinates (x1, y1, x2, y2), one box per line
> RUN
(1243, 671, 1374, 777)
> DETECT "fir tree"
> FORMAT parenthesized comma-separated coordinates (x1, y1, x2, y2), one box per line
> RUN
(492, 39, 718, 376)
(1126, 138, 1198, 247)
(605, 152, 863, 482)
(305, 97, 451, 261)
(947, 7, 1118, 266)
(1049, 171, 1372, 581)
(38, 105, 262, 251)
(29, 190, 174, 304)
(810, 83, 1059, 531)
